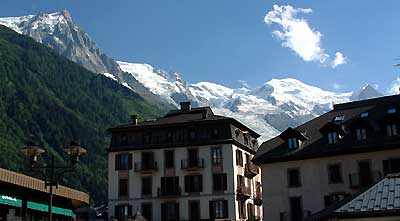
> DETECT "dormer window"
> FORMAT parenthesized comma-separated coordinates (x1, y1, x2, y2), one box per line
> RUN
(360, 112, 369, 118)
(356, 128, 367, 141)
(387, 108, 397, 114)
(327, 132, 338, 144)
(334, 115, 344, 122)
(288, 137, 300, 149)
(387, 124, 398, 137)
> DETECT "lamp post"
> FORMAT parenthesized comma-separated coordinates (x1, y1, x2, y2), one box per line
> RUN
(21, 141, 87, 221)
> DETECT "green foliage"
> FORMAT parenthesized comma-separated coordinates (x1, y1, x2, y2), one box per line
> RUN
(0, 25, 165, 202)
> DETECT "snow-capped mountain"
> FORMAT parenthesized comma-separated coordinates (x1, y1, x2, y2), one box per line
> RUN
(0, 10, 121, 75)
(0, 10, 383, 141)
(117, 60, 382, 141)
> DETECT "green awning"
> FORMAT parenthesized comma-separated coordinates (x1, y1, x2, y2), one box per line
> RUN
(0, 195, 21, 207)
(0, 194, 75, 218)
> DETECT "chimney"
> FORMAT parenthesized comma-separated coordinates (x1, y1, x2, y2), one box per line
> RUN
(180, 101, 191, 111)
(131, 115, 138, 125)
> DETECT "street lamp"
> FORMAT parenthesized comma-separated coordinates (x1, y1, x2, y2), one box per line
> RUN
(21, 141, 87, 221)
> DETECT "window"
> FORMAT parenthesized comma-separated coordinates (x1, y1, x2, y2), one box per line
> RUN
(244, 133, 249, 145)
(327, 132, 338, 144)
(141, 152, 155, 169)
(388, 108, 397, 114)
(211, 147, 223, 165)
(360, 112, 369, 117)
(237, 175, 245, 188)
(161, 202, 179, 221)
(189, 201, 200, 221)
(115, 153, 132, 170)
(334, 115, 344, 121)
(356, 128, 367, 141)
(115, 205, 131, 220)
(387, 124, 398, 137)
(236, 150, 243, 166)
(288, 137, 299, 149)
(289, 197, 303, 221)
(213, 173, 227, 191)
(383, 158, 400, 175)
(118, 178, 129, 197)
(165, 150, 174, 168)
(160, 176, 180, 195)
(185, 174, 203, 193)
(324, 193, 348, 207)
(287, 168, 301, 187)
(238, 201, 246, 219)
(143, 132, 152, 144)
(141, 203, 152, 221)
(328, 164, 343, 184)
(142, 177, 152, 196)
(210, 200, 228, 219)
(189, 129, 197, 140)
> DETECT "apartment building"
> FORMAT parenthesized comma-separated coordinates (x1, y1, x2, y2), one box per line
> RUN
(108, 102, 262, 221)
(253, 95, 400, 221)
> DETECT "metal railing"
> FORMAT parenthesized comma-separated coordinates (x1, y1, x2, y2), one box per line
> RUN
(181, 158, 205, 170)
(349, 170, 382, 188)
(134, 161, 158, 172)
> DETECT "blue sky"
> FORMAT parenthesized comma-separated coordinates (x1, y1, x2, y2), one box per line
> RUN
(1, 0, 400, 93)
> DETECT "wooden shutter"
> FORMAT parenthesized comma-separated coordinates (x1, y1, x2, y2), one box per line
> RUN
(209, 201, 215, 220)
(161, 203, 166, 220)
(115, 155, 121, 170)
(128, 154, 132, 170)
(383, 160, 390, 175)
(199, 175, 203, 192)
(128, 205, 132, 217)
(223, 200, 228, 218)
(185, 176, 190, 192)
(175, 203, 180, 220)
(223, 174, 227, 191)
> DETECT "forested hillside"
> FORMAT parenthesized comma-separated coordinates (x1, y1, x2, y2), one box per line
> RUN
(0, 25, 165, 202)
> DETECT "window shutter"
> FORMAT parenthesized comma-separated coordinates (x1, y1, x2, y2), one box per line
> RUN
(383, 160, 390, 175)
(128, 154, 132, 170)
(128, 205, 132, 217)
(223, 174, 227, 190)
(175, 203, 180, 220)
(209, 201, 215, 219)
(161, 203, 166, 220)
(223, 200, 228, 218)
(199, 175, 203, 192)
(115, 155, 121, 170)
(114, 205, 119, 218)
(185, 176, 189, 192)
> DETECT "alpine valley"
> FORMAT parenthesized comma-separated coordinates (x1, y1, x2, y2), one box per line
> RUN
(0, 10, 384, 201)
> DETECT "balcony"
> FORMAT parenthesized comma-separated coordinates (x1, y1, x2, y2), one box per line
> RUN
(134, 161, 158, 173)
(181, 158, 205, 170)
(349, 170, 382, 189)
(236, 185, 251, 201)
(157, 187, 181, 198)
(254, 192, 262, 206)
(244, 162, 259, 179)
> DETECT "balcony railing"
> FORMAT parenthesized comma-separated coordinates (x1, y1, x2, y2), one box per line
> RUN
(349, 170, 382, 189)
(254, 192, 262, 206)
(181, 158, 205, 170)
(134, 161, 158, 173)
(236, 185, 251, 200)
(157, 187, 181, 198)
(244, 162, 259, 178)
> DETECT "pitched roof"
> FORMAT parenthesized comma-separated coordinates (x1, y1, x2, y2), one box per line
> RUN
(253, 94, 400, 165)
(309, 174, 400, 220)
(109, 105, 260, 137)
(337, 173, 400, 213)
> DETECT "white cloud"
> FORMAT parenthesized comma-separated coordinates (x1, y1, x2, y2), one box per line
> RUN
(331, 52, 347, 68)
(388, 78, 400, 95)
(264, 5, 346, 68)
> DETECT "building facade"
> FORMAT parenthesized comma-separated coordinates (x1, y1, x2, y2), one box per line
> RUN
(108, 102, 263, 221)
(253, 95, 400, 221)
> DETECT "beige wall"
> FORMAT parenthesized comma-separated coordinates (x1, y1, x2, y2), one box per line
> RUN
(261, 149, 400, 221)
(108, 143, 262, 220)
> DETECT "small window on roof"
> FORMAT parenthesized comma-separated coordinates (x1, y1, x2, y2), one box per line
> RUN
(360, 112, 369, 118)
(334, 115, 344, 122)
(387, 108, 397, 114)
